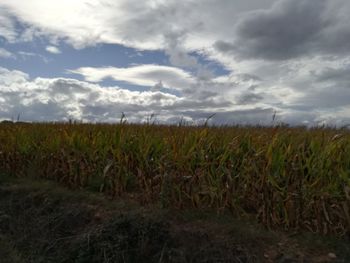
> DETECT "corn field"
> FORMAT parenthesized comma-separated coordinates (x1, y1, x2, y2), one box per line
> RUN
(0, 122, 350, 236)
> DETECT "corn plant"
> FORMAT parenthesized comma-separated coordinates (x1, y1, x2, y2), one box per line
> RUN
(0, 122, 349, 236)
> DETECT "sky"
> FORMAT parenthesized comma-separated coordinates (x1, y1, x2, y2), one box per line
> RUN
(1, 0, 350, 125)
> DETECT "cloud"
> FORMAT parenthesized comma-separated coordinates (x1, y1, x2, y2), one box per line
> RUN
(0, 67, 178, 122)
(3, 0, 349, 65)
(70, 64, 195, 91)
(163, 32, 199, 69)
(236, 92, 264, 105)
(234, 0, 330, 60)
(1, 0, 350, 62)
(70, 65, 240, 111)
(45, 45, 61, 54)
(0, 9, 17, 42)
(315, 65, 350, 85)
(2, 1, 350, 126)
(2, 66, 350, 126)
(0, 67, 236, 123)
(0, 67, 28, 85)
(214, 0, 350, 61)
(285, 64, 350, 110)
(17, 51, 49, 63)
(0, 48, 14, 59)
(0, 0, 274, 50)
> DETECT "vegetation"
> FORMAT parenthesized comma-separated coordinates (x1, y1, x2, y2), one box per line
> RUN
(0, 122, 350, 236)
(0, 177, 347, 262)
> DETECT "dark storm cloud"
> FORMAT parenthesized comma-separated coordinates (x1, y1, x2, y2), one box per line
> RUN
(214, 0, 350, 61)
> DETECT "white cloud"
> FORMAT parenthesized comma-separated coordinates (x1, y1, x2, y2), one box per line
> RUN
(0, 67, 281, 124)
(0, 67, 179, 122)
(0, 48, 14, 59)
(1, 0, 349, 61)
(45, 45, 61, 54)
(70, 64, 195, 91)
(0, 9, 17, 42)
(0, 0, 275, 50)
(0, 67, 29, 86)
(17, 51, 49, 63)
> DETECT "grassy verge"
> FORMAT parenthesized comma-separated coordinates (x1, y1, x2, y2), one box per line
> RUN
(0, 175, 349, 262)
